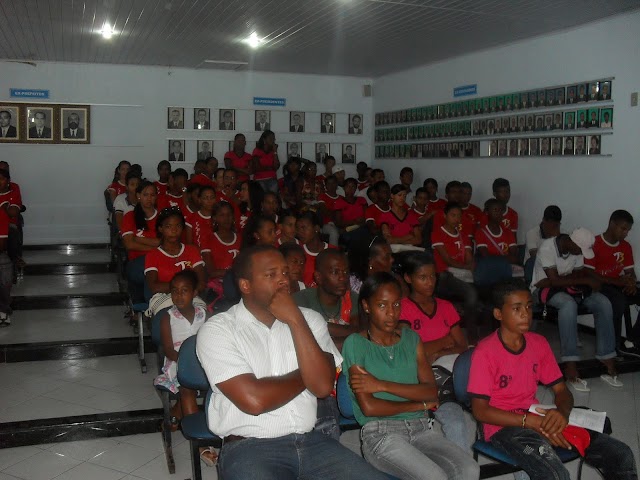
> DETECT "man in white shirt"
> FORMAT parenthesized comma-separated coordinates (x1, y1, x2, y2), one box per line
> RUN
(197, 246, 388, 480)
(530, 228, 619, 391)
(524, 205, 562, 263)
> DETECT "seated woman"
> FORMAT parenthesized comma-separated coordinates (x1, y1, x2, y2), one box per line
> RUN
(237, 180, 263, 232)
(260, 191, 280, 225)
(243, 215, 277, 248)
(401, 252, 475, 454)
(113, 172, 141, 231)
(276, 211, 299, 246)
(296, 212, 335, 287)
(185, 185, 216, 249)
(380, 184, 423, 251)
(279, 242, 306, 294)
(0, 205, 12, 326)
(144, 208, 207, 315)
(296, 162, 324, 214)
(349, 235, 408, 296)
(105, 160, 131, 205)
(121, 181, 160, 301)
(342, 272, 480, 480)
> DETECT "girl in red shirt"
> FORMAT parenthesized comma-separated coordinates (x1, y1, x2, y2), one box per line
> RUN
(277, 212, 299, 246)
(237, 180, 264, 232)
(296, 162, 324, 214)
(154, 160, 171, 196)
(335, 178, 367, 230)
(105, 160, 131, 204)
(185, 186, 216, 248)
(380, 184, 422, 247)
(243, 215, 277, 248)
(201, 202, 242, 280)
(252, 130, 280, 193)
(296, 212, 336, 287)
(224, 133, 253, 185)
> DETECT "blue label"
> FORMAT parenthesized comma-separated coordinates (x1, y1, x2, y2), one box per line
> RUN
(453, 84, 477, 98)
(10, 88, 50, 99)
(253, 97, 286, 107)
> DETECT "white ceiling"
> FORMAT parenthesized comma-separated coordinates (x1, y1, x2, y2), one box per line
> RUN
(0, 0, 638, 77)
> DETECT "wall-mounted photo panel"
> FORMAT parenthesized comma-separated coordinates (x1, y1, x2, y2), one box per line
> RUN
(167, 107, 184, 129)
(540, 137, 551, 156)
(587, 108, 600, 128)
(574, 135, 587, 155)
(576, 109, 587, 129)
(342, 143, 356, 163)
(348, 114, 363, 134)
(600, 108, 613, 128)
(529, 138, 539, 156)
(287, 142, 302, 159)
(219, 109, 235, 130)
(315, 142, 329, 163)
(168, 139, 185, 162)
(197, 140, 214, 161)
(26, 106, 55, 143)
(0, 104, 21, 142)
(564, 111, 575, 130)
(59, 106, 90, 144)
(599, 81, 611, 100)
(563, 136, 574, 155)
(193, 108, 210, 130)
(551, 137, 563, 156)
(588, 135, 601, 155)
(518, 138, 529, 156)
(320, 113, 335, 133)
(290, 112, 305, 132)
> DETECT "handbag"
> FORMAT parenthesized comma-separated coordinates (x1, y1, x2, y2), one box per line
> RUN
(431, 365, 456, 404)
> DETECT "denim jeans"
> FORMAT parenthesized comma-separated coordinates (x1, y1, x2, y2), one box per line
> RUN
(491, 427, 638, 480)
(126, 255, 146, 303)
(545, 291, 616, 362)
(360, 418, 480, 480)
(600, 284, 640, 347)
(436, 271, 479, 343)
(218, 430, 390, 480)
(315, 396, 340, 441)
(433, 402, 476, 456)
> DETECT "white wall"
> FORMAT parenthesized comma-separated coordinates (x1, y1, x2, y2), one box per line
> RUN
(372, 11, 640, 252)
(0, 63, 373, 244)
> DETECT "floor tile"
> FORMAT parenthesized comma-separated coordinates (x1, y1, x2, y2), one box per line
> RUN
(130, 448, 218, 480)
(43, 384, 108, 405)
(47, 438, 121, 462)
(87, 443, 160, 474)
(0, 446, 41, 471)
(12, 274, 119, 297)
(0, 474, 21, 480)
(3, 450, 80, 480)
(51, 462, 125, 480)
(0, 396, 104, 423)
(23, 249, 111, 266)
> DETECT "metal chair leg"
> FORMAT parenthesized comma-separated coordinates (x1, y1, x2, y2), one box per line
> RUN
(138, 312, 147, 373)
(190, 440, 203, 480)
(159, 391, 175, 474)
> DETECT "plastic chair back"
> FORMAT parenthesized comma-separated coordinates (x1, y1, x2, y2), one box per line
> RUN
(151, 307, 171, 347)
(336, 372, 355, 419)
(177, 335, 209, 391)
(452, 348, 474, 408)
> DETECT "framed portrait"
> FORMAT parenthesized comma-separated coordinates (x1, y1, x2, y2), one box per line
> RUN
(287, 142, 302, 159)
(254, 110, 271, 132)
(518, 138, 529, 156)
(576, 109, 588, 128)
(219, 109, 235, 131)
(528, 91, 537, 108)
(516, 115, 526, 133)
(507, 139, 518, 157)
(496, 96, 505, 112)
(0, 104, 21, 142)
(315, 143, 330, 163)
(534, 115, 545, 132)
(564, 111, 575, 130)
(399, 110, 406, 123)
(574, 136, 587, 155)
(342, 144, 356, 163)
(543, 114, 553, 131)
(551, 137, 563, 156)
(588, 135, 601, 155)
(410, 109, 417, 122)
(520, 92, 529, 109)
(194, 108, 211, 130)
(26, 106, 55, 143)
(390, 111, 397, 124)
(375, 113, 380, 126)
(489, 97, 496, 112)
(529, 138, 540, 156)
(290, 112, 305, 132)
(539, 137, 551, 156)
(587, 108, 600, 128)
(167, 107, 184, 129)
(59, 106, 90, 144)
(486, 119, 495, 135)
(600, 108, 613, 128)
(481, 98, 490, 114)
(168, 140, 185, 162)
(575, 83, 588, 102)
(196, 140, 214, 161)
(320, 112, 336, 133)
(504, 95, 513, 111)
(347, 113, 363, 135)
(536, 90, 546, 107)
(509, 116, 518, 133)
(588, 82, 599, 101)
(545, 89, 556, 107)
(512, 93, 520, 110)
(497, 140, 507, 157)
(566, 86, 577, 104)
(551, 112, 563, 130)
(599, 81, 611, 101)
(555, 87, 565, 105)
(563, 136, 574, 155)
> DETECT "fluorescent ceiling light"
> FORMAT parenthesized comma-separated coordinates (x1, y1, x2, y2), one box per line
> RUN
(243, 32, 263, 49)
(100, 22, 115, 39)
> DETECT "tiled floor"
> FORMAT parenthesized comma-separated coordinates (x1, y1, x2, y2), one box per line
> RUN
(23, 249, 112, 266)
(12, 274, 120, 297)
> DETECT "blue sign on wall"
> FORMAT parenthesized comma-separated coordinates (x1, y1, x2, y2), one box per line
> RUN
(253, 97, 286, 107)
(453, 84, 477, 98)
(10, 88, 50, 99)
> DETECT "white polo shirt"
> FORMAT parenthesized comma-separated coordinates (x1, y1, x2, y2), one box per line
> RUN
(196, 300, 342, 438)
(530, 237, 583, 292)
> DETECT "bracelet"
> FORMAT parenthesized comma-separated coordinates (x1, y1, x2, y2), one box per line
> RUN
(522, 413, 527, 428)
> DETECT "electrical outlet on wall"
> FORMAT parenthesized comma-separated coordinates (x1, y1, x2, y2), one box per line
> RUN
(632, 92, 638, 107)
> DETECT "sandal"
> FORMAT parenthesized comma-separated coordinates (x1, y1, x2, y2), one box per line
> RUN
(199, 447, 218, 467)
(600, 374, 623, 388)
(567, 377, 590, 392)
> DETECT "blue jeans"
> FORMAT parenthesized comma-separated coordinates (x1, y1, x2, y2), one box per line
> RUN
(360, 418, 480, 480)
(491, 427, 637, 480)
(126, 255, 147, 303)
(546, 291, 616, 362)
(433, 402, 476, 456)
(218, 430, 389, 480)
(315, 396, 340, 441)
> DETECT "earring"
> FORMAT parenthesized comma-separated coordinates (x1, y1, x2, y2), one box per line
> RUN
(368, 265, 373, 270)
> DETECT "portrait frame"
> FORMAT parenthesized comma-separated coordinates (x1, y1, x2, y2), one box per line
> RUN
(287, 142, 302, 159)
(315, 142, 330, 163)
(0, 104, 22, 143)
(574, 136, 587, 155)
(320, 112, 336, 134)
(219, 109, 236, 131)
(167, 107, 184, 130)
(349, 113, 363, 135)
(551, 137, 563, 156)
(254, 110, 271, 132)
(193, 107, 211, 130)
(587, 108, 600, 128)
(576, 109, 588, 129)
(518, 138, 529, 156)
(588, 135, 601, 155)
(529, 138, 540, 156)
(26, 105, 56, 143)
(599, 108, 613, 128)
(168, 139, 186, 162)
(342, 143, 356, 163)
(564, 111, 575, 130)
(196, 140, 214, 161)
(566, 86, 577, 104)
(599, 81, 612, 101)
(575, 83, 588, 103)
(59, 105, 90, 144)
(563, 136, 574, 156)
(290, 111, 305, 133)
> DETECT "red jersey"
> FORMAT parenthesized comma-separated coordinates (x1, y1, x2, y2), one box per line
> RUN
(400, 297, 460, 343)
(426, 198, 447, 216)
(365, 204, 390, 226)
(188, 173, 217, 189)
(0, 189, 22, 225)
(433, 210, 475, 239)
(481, 206, 519, 235)
(411, 207, 427, 222)
(357, 180, 369, 191)
(585, 234, 635, 279)
(185, 210, 214, 248)
(107, 181, 127, 196)
(157, 193, 187, 213)
(0, 207, 9, 240)
(252, 148, 277, 180)
(224, 150, 252, 183)
(143, 244, 204, 283)
(474, 225, 516, 256)
(462, 203, 483, 227)
(335, 197, 367, 224)
(379, 210, 421, 239)
(120, 210, 158, 260)
(468, 331, 563, 440)
(431, 226, 471, 273)
(201, 232, 242, 271)
(318, 193, 341, 225)
(302, 242, 336, 287)
(154, 181, 168, 196)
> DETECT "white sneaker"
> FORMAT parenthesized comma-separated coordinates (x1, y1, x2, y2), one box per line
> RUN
(568, 377, 590, 392)
(600, 374, 623, 388)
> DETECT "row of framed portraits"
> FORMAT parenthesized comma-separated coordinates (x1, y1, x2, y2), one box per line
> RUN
(0, 103, 91, 144)
(375, 79, 612, 126)
(375, 107, 613, 142)
(168, 140, 359, 164)
(376, 142, 481, 159)
(167, 107, 364, 135)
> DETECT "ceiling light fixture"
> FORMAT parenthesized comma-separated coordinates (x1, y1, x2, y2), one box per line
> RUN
(100, 22, 115, 39)
(243, 32, 263, 49)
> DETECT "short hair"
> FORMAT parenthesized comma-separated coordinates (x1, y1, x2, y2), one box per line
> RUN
(610, 209, 634, 225)
(206, 156, 218, 164)
(359, 272, 401, 307)
(234, 133, 245, 140)
(423, 178, 438, 189)
(445, 180, 461, 194)
(171, 168, 188, 179)
(0, 169, 10, 181)
(194, 159, 206, 168)
(400, 167, 413, 176)
(316, 249, 346, 271)
(324, 155, 336, 164)
(171, 109, 180, 114)
(125, 171, 141, 184)
(492, 178, 510, 192)
(443, 201, 462, 215)
(171, 140, 182, 147)
(233, 245, 280, 281)
(371, 168, 384, 177)
(157, 160, 171, 171)
(373, 180, 390, 193)
(460, 182, 472, 190)
(0, 110, 11, 119)
(415, 187, 428, 197)
(170, 269, 199, 290)
(197, 109, 207, 115)
(325, 174, 337, 185)
(279, 242, 304, 259)
(344, 177, 358, 188)
(542, 205, 562, 222)
(198, 185, 215, 197)
(35, 111, 46, 120)
(186, 183, 201, 195)
(297, 210, 321, 227)
(491, 279, 530, 309)
(390, 184, 407, 195)
(401, 251, 435, 276)
(356, 161, 367, 169)
(214, 167, 226, 178)
(352, 114, 362, 121)
(484, 197, 504, 211)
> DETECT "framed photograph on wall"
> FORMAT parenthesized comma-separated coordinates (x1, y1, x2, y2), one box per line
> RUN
(315, 143, 329, 163)
(290, 112, 305, 132)
(26, 106, 55, 143)
(588, 135, 601, 155)
(540, 137, 551, 156)
(508, 139, 518, 156)
(59, 105, 90, 144)
(564, 111, 575, 130)
(599, 81, 611, 100)
(287, 142, 302, 159)
(255, 110, 271, 131)
(529, 138, 539, 156)
(0, 104, 21, 142)
(348, 114, 363, 134)
(321, 113, 335, 133)
(167, 107, 184, 129)
(563, 137, 574, 155)
(552, 112, 563, 130)
(566, 86, 577, 104)
(534, 115, 544, 132)
(219, 109, 235, 130)
(600, 108, 613, 128)
(574, 136, 587, 155)
(342, 144, 356, 163)
(555, 87, 565, 105)
(518, 138, 529, 156)
(588, 82, 599, 101)
(545, 89, 556, 107)
(587, 108, 600, 128)
(576, 109, 587, 128)
(197, 140, 214, 161)
(551, 137, 563, 156)
(168, 139, 185, 162)
(194, 108, 211, 130)
(576, 84, 588, 102)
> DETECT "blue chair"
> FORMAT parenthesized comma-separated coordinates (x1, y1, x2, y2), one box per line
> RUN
(336, 372, 359, 431)
(452, 349, 584, 479)
(177, 335, 222, 480)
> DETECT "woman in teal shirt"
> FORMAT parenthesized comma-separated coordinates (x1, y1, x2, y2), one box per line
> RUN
(342, 272, 479, 480)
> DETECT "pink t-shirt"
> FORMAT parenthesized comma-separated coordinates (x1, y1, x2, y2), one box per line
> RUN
(252, 148, 277, 180)
(467, 330, 563, 440)
(400, 297, 459, 342)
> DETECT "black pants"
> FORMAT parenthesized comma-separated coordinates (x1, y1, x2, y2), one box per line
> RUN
(600, 284, 640, 347)
(436, 271, 479, 343)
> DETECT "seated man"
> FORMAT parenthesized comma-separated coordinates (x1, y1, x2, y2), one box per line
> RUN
(469, 279, 637, 480)
(196, 245, 389, 480)
(586, 210, 640, 357)
(524, 205, 562, 264)
(530, 228, 619, 391)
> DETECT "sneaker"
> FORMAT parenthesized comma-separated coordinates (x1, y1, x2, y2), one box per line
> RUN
(568, 377, 590, 392)
(600, 374, 623, 388)
(618, 344, 640, 359)
(0, 315, 10, 327)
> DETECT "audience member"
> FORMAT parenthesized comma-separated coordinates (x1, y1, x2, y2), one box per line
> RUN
(349, 235, 408, 296)
(279, 242, 306, 293)
(252, 130, 280, 193)
(524, 205, 562, 263)
(411, 187, 429, 224)
(224, 133, 252, 185)
(475, 199, 519, 264)
(281, 157, 302, 210)
(490, 178, 518, 237)
(365, 181, 391, 234)
(318, 175, 340, 245)
(154, 160, 171, 196)
(113, 172, 141, 231)
(276, 211, 299, 246)
(424, 178, 446, 219)
(0, 203, 11, 326)
(399, 167, 415, 205)
(158, 169, 188, 212)
(356, 161, 369, 191)
(459, 182, 483, 229)
(297, 162, 324, 214)
(296, 212, 335, 287)
(243, 215, 277, 248)
(201, 202, 242, 282)
(317, 155, 336, 187)
(184, 185, 215, 248)
(105, 160, 131, 204)
(380, 184, 422, 249)
(237, 180, 263, 232)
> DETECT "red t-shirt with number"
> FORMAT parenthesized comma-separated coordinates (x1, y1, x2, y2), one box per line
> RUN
(224, 150, 252, 183)
(318, 193, 341, 225)
(431, 226, 471, 273)
(379, 210, 421, 239)
(400, 297, 460, 343)
(143, 244, 204, 283)
(201, 232, 242, 271)
(107, 181, 127, 196)
(433, 210, 475, 239)
(120, 210, 158, 260)
(185, 210, 214, 248)
(252, 148, 277, 180)
(426, 198, 447, 216)
(154, 181, 168, 196)
(585, 234, 635, 279)
(462, 203, 483, 228)
(474, 226, 517, 256)
(481, 206, 519, 236)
